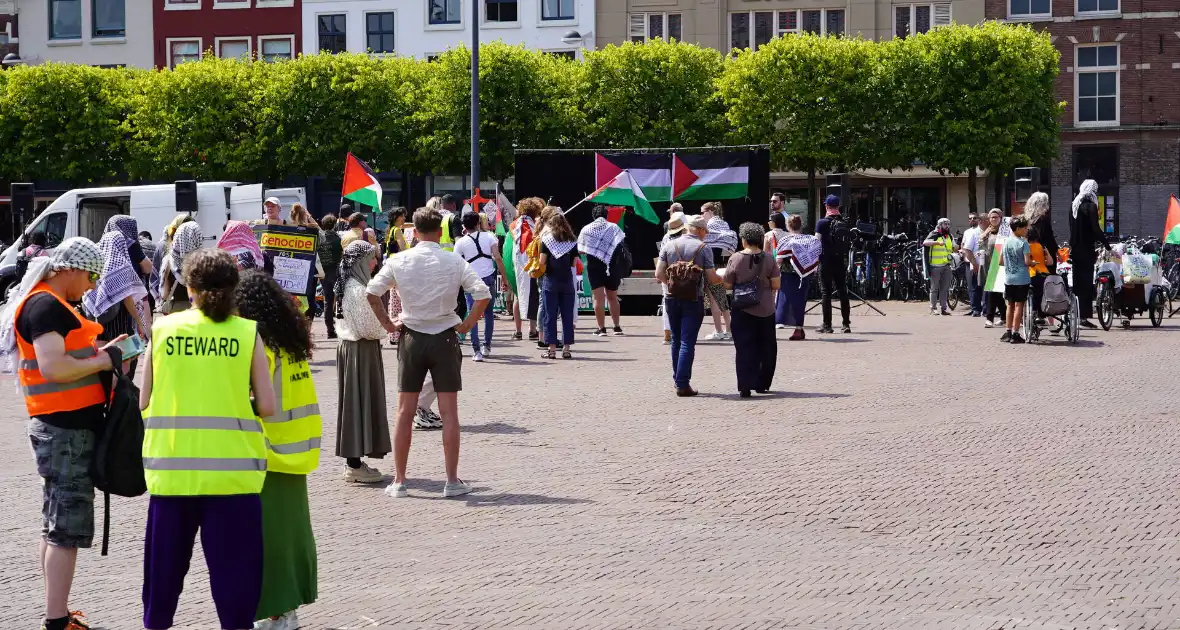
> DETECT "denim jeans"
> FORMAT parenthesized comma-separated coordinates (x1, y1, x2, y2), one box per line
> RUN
(466, 272, 498, 352)
(665, 297, 704, 389)
(543, 289, 576, 346)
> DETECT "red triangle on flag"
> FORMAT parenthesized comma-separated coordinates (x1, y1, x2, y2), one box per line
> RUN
(595, 154, 623, 189)
(606, 206, 626, 225)
(343, 153, 379, 196)
(671, 154, 698, 200)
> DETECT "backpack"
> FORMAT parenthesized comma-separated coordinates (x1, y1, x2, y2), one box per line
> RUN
(1040, 274, 1071, 316)
(91, 365, 147, 556)
(317, 230, 342, 269)
(524, 237, 546, 279)
(666, 241, 708, 301)
(463, 234, 494, 265)
(827, 216, 852, 256)
(610, 241, 634, 279)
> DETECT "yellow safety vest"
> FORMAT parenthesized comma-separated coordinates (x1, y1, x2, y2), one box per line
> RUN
(440, 214, 455, 251)
(143, 310, 266, 496)
(929, 235, 954, 266)
(261, 347, 322, 475)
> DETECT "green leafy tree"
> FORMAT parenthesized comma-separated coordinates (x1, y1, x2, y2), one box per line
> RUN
(0, 63, 131, 183)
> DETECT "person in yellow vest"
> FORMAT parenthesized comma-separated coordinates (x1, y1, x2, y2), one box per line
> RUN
(922, 217, 957, 316)
(0, 238, 128, 630)
(138, 248, 276, 630)
(233, 270, 321, 630)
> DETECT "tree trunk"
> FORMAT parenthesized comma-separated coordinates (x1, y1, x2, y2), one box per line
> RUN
(806, 166, 817, 228)
(967, 169, 978, 216)
(992, 169, 1006, 214)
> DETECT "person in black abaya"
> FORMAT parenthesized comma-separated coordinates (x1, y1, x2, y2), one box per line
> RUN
(1069, 179, 1111, 328)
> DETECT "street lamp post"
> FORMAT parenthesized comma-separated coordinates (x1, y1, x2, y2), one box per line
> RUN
(470, 0, 480, 203)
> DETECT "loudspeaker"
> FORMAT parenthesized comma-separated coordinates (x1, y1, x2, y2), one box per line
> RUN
(1014, 167, 1040, 204)
(175, 180, 197, 214)
(825, 173, 850, 209)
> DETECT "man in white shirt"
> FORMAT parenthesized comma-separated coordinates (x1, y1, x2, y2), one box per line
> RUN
(959, 212, 983, 317)
(453, 211, 509, 362)
(366, 207, 492, 499)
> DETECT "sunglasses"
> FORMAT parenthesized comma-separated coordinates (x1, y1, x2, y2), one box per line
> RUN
(88, 272, 100, 283)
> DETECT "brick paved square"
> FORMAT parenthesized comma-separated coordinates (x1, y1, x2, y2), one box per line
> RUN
(2, 304, 1179, 629)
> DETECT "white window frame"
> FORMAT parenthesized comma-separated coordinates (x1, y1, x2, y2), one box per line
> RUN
(1076, 0, 1119, 17)
(629, 13, 682, 43)
(258, 34, 295, 61)
(164, 0, 203, 11)
(364, 10, 396, 55)
(1007, 0, 1051, 20)
(256, 0, 295, 7)
(215, 36, 252, 59)
(892, 3, 952, 39)
(1074, 43, 1119, 128)
(213, 0, 251, 9)
(728, 9, 844, 52)
(482, 0, 520, 28)
(167, 37, 203, 68)
(426, 0, 464, 30)
(538, 0, 575, 24)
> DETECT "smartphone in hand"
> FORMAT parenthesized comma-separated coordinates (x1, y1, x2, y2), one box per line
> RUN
(113, 334, 147, 361)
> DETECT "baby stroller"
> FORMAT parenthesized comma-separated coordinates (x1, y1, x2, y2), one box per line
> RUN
(1025, 254, 1081, 344)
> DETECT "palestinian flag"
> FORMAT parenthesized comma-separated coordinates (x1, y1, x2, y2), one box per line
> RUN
(587, 170, 659, 224)
(596, 153, 671, 202)
(1163, 195, 1180, 245)
(672, 152, 749, 201)
(342, 153, 382, 210)
(983, 217, 1013, 293)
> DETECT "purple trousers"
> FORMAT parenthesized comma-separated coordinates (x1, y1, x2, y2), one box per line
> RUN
(143, 494, 263, 630)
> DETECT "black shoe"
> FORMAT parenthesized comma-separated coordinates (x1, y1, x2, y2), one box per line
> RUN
(1000, 331, 1012, 342)
(593, 328, 607, 336)
(326, 331, 337, 339)
(537, 341, 547, 349)
(511, 331, 523, 340)
(1010, 332, 1026, 344)
(1080, 320, 1098, 329)
(840, 325, 852, 333)
(528, 331, 539, 340)
(739, 390, 752, 398)
(817, 325, 834, 334)
(613, 326, 624, 336)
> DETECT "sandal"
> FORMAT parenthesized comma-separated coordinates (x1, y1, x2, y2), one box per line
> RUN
(511, 331, 523, 340)
(562, 349, 572, 359)
(541, 350, 556, 359)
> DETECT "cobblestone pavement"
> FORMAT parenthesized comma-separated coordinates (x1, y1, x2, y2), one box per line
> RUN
(3, 302, 1180, 629)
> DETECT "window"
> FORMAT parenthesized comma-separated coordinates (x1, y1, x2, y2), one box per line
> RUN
(318, 14, 346, 53)
(426, 53, 441, 61)
(165, 0, 201, 8)
(31, 213, 68, 249)
(1077, 0, 1117, 13)
(1010, 0, 1051, 17)
(541, 0, 573, 21)
(49, 0, 81, 39)
(217, 38, 251, 59)
(486, 0, 517, 22)
(894, 4, 951, 38)
(260, 36, 294, 61)
(92, 0, 125, 37)
(429, 0, 461, 24)
(729, 9, 842, 51)
(95, 63, 126, 68)
(1076, 44, 1118, 125)
(169, 39, 202, 67)
(546, 50, 575, 59)
(629, 13, 681, 42)
(366, 12, 395, 53)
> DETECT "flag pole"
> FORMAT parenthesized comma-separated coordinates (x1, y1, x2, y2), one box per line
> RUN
(565, 170, 624, 215)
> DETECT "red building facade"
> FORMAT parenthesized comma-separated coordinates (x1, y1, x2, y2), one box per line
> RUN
(154, 0, 302, 69)
(986, 0, 1180, 237)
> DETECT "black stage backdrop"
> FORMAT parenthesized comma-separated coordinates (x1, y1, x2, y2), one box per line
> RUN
(513, 149, 770, 270)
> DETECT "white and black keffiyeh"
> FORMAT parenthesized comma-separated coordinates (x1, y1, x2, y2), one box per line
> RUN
(780, 233, 823, 277)
(169, 222, 203, 282)
(703, 217, 738, 254)
(83, 231, 147, 318)
(541, 232, 578, 260)
(577, 218, 625, 270)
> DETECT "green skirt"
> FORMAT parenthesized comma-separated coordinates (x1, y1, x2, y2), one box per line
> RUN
(256, 472, 318, 620)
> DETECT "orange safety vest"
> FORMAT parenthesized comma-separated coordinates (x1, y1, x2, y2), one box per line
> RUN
(14, 284, 107, 417)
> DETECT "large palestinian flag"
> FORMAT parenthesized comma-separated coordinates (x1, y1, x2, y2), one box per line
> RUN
(595, 153, 671, 202)
(672, 152, 749, 200)
(342, 153, 382, 210)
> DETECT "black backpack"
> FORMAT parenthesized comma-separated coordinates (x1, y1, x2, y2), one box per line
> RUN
(611, 241, 634, 279)
(91, 366, 147, 556)
(827, 216, 852, 255)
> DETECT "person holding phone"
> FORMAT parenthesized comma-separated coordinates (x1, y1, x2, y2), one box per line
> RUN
(85, 226, 150, 378)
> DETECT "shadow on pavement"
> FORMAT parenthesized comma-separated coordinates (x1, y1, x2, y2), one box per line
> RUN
(462, 492, 595, 507)
(700, 391, 850, 400)
(813, 338, 870, 343)
(854, 331, 912, 336)
(463, 421, 532, 435)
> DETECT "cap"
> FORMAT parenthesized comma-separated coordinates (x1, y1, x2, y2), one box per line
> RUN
(666, 211, 687, 234)
(823, 194, 841, 208)
(264, 197, 281, 206)
(687, 215, 708, 230)
(937, 217, 951, 226)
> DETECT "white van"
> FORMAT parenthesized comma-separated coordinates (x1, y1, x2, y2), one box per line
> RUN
(0, 182, 305, 296)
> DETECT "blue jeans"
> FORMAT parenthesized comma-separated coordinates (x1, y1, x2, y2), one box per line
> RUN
(968, 267, 982, 314)
(543, 289, 575, 346)
(665, 297, 704, 389)
(466, 273, 498, 352)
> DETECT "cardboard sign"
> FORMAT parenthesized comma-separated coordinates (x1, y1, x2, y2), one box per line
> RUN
(253, 224, 320, 296)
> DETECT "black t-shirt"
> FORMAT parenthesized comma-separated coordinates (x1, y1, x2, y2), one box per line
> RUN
(15, 293, 107, 430)
(540, 242, 577, 294)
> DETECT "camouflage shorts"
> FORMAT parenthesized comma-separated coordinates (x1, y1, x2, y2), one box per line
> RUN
(28, 419, 95, 549)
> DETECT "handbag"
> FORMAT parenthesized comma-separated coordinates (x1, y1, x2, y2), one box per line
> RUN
(730, 253, 762, 311)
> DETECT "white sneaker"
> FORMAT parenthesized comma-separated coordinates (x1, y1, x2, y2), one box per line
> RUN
(253, 617, 286, 630)
(473, 351, 485, 362)
(775, 324, 787, 330)
(723, 332, 732, 340)
(984, 319, 994, 328)
(482, 346, 492, 357)
(385, 482, 408, 498)
(343, 463, 384, 484)
(704, 332, 726, 341)
(443, 480, 473, 497)
(283, 611, 300, 630)
(414, 407, 443, 430)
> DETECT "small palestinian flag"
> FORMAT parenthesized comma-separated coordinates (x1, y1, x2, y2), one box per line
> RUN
(342, 153, 382, 211)
(587, 170, 659, 224)
(595, 153, 671, 202)
(672, 152, 749, 201)
(1163, 195, 1180, 245)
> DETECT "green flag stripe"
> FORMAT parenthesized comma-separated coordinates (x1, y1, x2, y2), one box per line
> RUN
(676, 183, 750, 201)
(1166, 225, 1180, 245)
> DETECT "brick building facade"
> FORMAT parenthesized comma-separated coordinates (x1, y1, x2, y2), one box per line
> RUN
(987, 0, 1180, 238)
(154, 0, 302, 69)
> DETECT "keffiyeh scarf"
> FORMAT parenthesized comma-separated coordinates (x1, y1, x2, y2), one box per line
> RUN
(1072, 179, 1098, 219)
(334, 241, 376, 319)
(169, 222, 203, 282)
(216, 220, 264, 271)
(703, 217, 738, 254)
(106, 215, 139, 245)
(780, 233, 823, 277)
(83, 231, 147, 318)
(577, 218, 625, 270)
(541, 232, 578, 261)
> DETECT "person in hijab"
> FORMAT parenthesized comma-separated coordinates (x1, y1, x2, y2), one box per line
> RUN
(1069, 179, 1111, 327)
(150, 214, 194, 300)
(772, 214, 822, 340)
(333, 241, 389, 484)
(217, 220, 265, 271)
(0, 237, 127, 630)
(107, 215, 153, 278)
(84, 230, 150, 377)
(979, 208, 1007, 328)
(160, 222, 203, 314)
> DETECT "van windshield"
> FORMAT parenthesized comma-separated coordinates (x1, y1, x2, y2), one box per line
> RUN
(28, 213, 68, 249)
